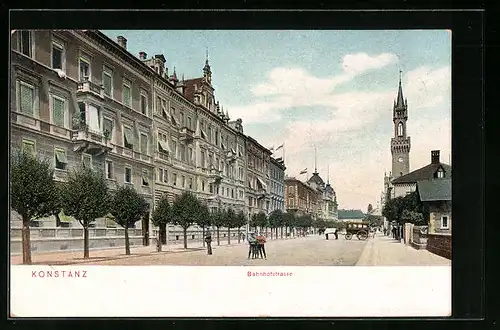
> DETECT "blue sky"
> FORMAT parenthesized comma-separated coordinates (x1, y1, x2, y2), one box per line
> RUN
(103, 30, 451, 211)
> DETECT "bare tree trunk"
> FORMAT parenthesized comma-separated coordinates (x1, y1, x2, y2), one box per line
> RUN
(271, 227, 273, 240)
(217, 226, 220, 246)
(83, 223, 90, 258)
(238, 228, 241, 243)
(280, 227, 283, 239)
(183, 227, 188, 249)
(124, 226, 131, 255)
(202, 227, 206, 247)
(228, 228, 231, 245)
(21, 216, 32, 264)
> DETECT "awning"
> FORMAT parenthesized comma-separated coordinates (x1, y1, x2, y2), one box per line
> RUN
(201, 130, 207, 139)
(162, 108, 169, 119)
(231, 148, 236, 154)
(238, 151, 243, 157)
(142, 175, 149, 185)
(171, 115, 177, 126)
(221, 143, 225, 150)
(158, 140, 171, 153)
(124, 128, 135, 145)
(55, 150, 68, 164)
(256, 177, 267, 191)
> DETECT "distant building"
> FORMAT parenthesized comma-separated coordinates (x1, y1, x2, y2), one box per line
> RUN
(284, 177, 320, 219)
(416, 178, 452, 259)
(338, 209, 365, 222)
(269, 157, 286, 213)
(307, 170, 338, 222)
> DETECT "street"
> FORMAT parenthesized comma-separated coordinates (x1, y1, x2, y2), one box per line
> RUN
(76, 234, 367, 266)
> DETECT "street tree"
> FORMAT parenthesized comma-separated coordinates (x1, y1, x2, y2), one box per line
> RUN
(249, 213, 258, 232)
(254, 212, 268, 234)
(233, 210, 248, 243)
(62, 166, 110, 259)
(109, 185, 149, 255)
(11, 150, 61, 264)
(268, 209, 284, 239)
(283, 211, 295, 238)
(151, 194, 172, 252)
(211, 208, 225, 246)
(171, 192, 202, 249)
(225, 208, 236, 244)
(196, 203, 212, 247)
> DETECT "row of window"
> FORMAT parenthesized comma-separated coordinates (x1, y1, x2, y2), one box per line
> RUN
(17, 31, 150, 116)
(21, 138, 151, 186)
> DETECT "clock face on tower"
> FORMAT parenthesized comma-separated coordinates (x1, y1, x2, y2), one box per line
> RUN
(398, 157, 404, 163)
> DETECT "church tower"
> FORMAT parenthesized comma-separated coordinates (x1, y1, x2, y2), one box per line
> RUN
(390, 71, 411, 178)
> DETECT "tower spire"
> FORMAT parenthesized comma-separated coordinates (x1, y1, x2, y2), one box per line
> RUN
(396, 70, 405, 108)
(327, 164, 330, 184)
(314, 147, 318, 174)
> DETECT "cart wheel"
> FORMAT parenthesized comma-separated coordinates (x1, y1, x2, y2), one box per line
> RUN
(357, 231, 368, 240)
(345, 233, 352, 240)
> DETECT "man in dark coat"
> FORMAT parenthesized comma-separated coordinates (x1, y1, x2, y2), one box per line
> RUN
(205, 231, 213, 255)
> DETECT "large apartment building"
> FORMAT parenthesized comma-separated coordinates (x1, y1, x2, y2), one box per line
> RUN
(284, 177, 321, 219)
(10, 29, 284, 247)
(269, 157, 286, 213)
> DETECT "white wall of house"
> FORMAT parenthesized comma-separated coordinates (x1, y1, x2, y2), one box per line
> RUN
(393, 183, 416, 198)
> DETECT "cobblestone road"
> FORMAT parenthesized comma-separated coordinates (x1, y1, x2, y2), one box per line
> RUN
(76, 234, 368, 266)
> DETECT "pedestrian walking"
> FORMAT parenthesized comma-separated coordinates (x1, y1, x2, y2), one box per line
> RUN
(334, 228, 338, 240)
(392, 227, 397, 239)
(256, 233, 267, 259)
(325, 233, 329, 240)
(205, 231, 213, 255)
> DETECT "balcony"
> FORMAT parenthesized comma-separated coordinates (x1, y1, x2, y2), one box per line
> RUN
(77, 79, 105, 99)
(179, 127, 194, 143)
(71, 125, 112, 156)
(53, 169, 68, 182)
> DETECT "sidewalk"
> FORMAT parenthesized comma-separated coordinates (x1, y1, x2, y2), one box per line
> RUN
(356, 234, 451, 266)
(10, 235, 300, 265)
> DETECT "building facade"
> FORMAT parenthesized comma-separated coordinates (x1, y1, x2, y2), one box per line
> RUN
(284, 177, 320, 218)
(10, 30, 156, 231)
(269, 157, 286, 213)
(307, 170, 338, 222)
(10, 29, 284, 251)
(245, 137, 273, 219)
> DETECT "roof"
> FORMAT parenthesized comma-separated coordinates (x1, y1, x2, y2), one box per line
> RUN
(183, 78, 203, 102)
(417, 179, 451, 202)
(308, 172, 325, 186)
(338, 209, 365, 220)
(392, 163, 451, 184)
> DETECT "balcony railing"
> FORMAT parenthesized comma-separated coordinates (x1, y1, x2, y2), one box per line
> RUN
(77, 79, 105, 99)
(71, 127, 112, 155)
(179, 127, 194, 142)
(53, 169, 69, 182)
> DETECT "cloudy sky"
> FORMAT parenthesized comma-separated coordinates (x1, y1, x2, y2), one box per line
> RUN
(103, 30, 451, 212)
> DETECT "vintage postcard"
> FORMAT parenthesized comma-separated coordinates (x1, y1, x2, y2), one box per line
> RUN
(10, 28, 451, 317)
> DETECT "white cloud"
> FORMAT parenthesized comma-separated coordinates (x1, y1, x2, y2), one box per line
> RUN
(230, 57, 451, 210)
(342, 52, 398, 74)
(228, 52, 399, 124)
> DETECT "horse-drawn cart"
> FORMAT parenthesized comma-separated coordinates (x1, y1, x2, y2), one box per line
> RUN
(344, 221, 370, 240)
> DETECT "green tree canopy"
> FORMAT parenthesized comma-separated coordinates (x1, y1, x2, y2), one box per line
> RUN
(10, 150, 61, 264)
(254, 212, 268, 231)
(269, 209, 284, 229)
(62, 166, 110, 258)
(171, 192, 203, 248)
(151, 194, 172, 228)
(233, 210, 248, 229)
(109, 185, 149, 255)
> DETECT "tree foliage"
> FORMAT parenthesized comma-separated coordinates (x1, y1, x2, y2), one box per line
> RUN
(10, 150, 61, 264)
(109, 185, 149, 255)
(171, 192, 203, 249)
(62, 166, 110, 258)
(253, 212, 268, 232)
(382, 191, 424, 225)
(269, 209, 284, 229)
(151, 194, 172, 228)
(11, 151, 60, 223)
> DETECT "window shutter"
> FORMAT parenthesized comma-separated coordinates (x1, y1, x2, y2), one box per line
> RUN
(103, 74, 112, 96)
(53, 97, 65, 126)
(20, 84, 34, 115)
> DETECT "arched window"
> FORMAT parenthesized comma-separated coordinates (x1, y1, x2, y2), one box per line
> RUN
(397, 122, 404, 137)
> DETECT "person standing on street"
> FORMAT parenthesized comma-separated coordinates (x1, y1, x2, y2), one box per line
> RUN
(205, 231, 213, 255)
(334, 228, 339, 240)
(257, 233, 267, 259)
(248, 232, 257, 259)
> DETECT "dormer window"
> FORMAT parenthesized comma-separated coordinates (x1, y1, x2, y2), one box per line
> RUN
(437, 168, 444, 178)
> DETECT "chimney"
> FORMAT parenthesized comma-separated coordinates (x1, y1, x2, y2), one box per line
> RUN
(431, 150, 440, 164)
(117, 36, 127, 49)
(139, 52, 147, 60)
